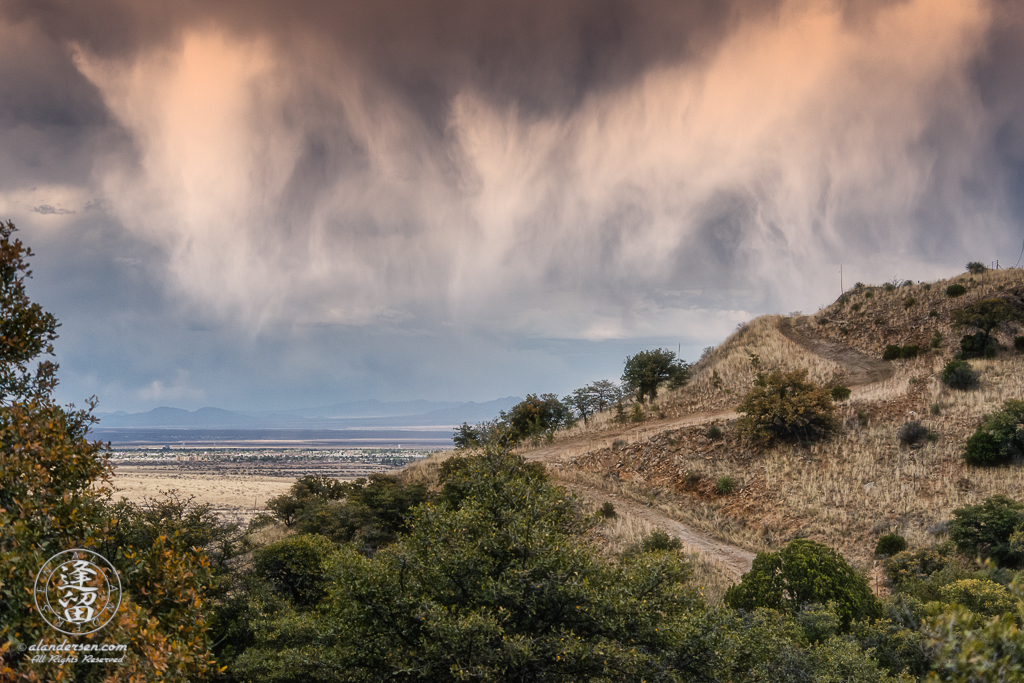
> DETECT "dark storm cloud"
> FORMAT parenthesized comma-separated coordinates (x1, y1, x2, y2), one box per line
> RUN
(1, 0, 1022, 411)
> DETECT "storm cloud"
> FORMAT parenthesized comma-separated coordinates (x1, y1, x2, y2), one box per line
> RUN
(0, 0, 1021, 411)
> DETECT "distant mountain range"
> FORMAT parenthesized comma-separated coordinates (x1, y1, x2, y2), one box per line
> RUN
(95, 397, 522, 429)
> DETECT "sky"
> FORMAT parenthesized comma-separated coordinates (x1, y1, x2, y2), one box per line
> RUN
(0, 0, 1022, 413)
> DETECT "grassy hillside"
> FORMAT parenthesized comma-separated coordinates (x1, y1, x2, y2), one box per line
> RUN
(540, 267, 1024, 574)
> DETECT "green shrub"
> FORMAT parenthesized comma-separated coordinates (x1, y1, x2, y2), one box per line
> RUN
(885, 283, 896, 292)
(929, 309, 939, 318)
(705, 424, 723, 440)
(946, 283, 968, 297)
(598, 501, 617, 519)
(966, 261, 987, 275)
(930, 330, 943, 349)
(865, 291, 874, 298)
(875, 532, 908, 557)
(941, 358, 979, 390)
(830, 385, 851, 402)
(253, 534, 336, 606)
(725, 539, 882, 629)
(1015, 335, 1024, 353)
(930, 403, 942, 416)
(939, 578, 1015, 616)
(884, 545, 957, 586)
(949, 495, 1024, 568)
(904, 297, 917, 309)
(737, 369, 839, 446)
(963, 399, 1024, 466)
(883, 344, 920, 360)
(959, 332, 999, 359)
(630, 402, 646, 423)
(716, 475, 736, 494)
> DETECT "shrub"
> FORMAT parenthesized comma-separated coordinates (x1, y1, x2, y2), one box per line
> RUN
(930, 403, 942, 416)
(959, 332, 999, 359)
(716, 475, 736, 494)
(830, 385, 851, 402)
(963, 399, 1024, 466)
(875, 532, 909, 557)
(725, 539, 882, 629)
(941, 359, 979, 390)
(966, 261, 987, 275)
(253, 534, 336, 606)
(883, 344, 920, 360)
(929, 309, 939, 318)
(630, 402, 646, 423)
(865, 291, 874, 298)
(946, 283, 967, 297)
(1016, 335, 1024, 353)
(598, 501, 617, 519)
(930, 331, 943, 349)
(949, 495, 1024, 568)
(904, 297, 917, 309)
(885, 283, 896, 292)
(884, 545, 956, 586)
(898, 421, 929, 446)
(737, 369, 839, 446)
(705, 424, 723, 440)
(939, 579, 1015, 616)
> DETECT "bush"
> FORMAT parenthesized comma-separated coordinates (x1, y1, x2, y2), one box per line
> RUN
(884, 545, 957, 586)
(959, 332, 999, 359)
(947, 283, 968, 297)
(875, 532, 908, 557)
(885, 283, 896, 292)
(598, 501, 617, 519)
(949, 495, 1024, 568)
(939, 578, 1015, 616)
(253, 534, 336, 606)
(898, 421, 929, 446)
(941, 359, 979, 390)
(963, 399, 1024, 466)
(966, 261, 987, 275)
(1016, 335, 1024, 353)
(716, 475, 736, 494)
(737, 369, 839, 446)
(830, 385, 851, 402)
(725, 539, 882, 629)
(630, 402, 646, 423)
(883, 344, 919, 360)
(930, 331, 943, 349)
(904, 297, 917, 309)
(930, 403, 942, 416)
(705, 424, 723, 440)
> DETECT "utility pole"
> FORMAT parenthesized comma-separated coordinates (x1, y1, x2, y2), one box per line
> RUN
(840, 264, 843, 296)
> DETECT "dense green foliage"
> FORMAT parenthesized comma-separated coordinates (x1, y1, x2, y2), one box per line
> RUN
(946, 283, 968, 297)
(949, 495, 1024, 568)
(736, 369, 839, 446)
(883, 344, 920, 360)
(875, 533, 909, 557)
(621, 348, 690, 403)
(963, 400, 1024, 466)
(951, 298, 1023, 360)
(724, 540, 882, 629)
(941, 358, 979, 390)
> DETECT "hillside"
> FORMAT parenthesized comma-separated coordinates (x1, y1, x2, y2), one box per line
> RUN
(521, 267, 1024, 584)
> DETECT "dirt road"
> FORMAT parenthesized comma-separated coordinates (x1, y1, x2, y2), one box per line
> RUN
(520, 317, 891, 581)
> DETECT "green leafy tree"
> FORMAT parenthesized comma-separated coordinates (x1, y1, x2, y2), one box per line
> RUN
(736, 369, 839, 446)
(452, 421, 481, 449)
(588, 379, 622, 412)
(621, 348, 690, 403)
(232, 449, 711, 682)
(949, 495, 1024, 568)
(498, 393, 571, 444)
(724, 539, 882, 630)
(564, 386, 597, 427)
(952, 298, 1024, 359)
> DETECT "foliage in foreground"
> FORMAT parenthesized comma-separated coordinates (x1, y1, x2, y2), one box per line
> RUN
(963, 400, 1024, 467)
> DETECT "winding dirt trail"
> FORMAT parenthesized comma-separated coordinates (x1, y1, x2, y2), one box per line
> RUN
(778, 318, 893, 387)
(521, 318, 893, 581)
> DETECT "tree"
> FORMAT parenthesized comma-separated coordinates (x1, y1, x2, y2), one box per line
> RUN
(498, 393, 571, 445)
(966, 261, 987, 275)
(452, 422, 481, 449)
(0, 221, 219, 681)
(621, 349, 690, 403)
(951, 298, 1023, 359)
(724, 539, 882, 630)
(564, 386, 597, 427)
(736, 369, 839, 446)
(588, 379, 622, 412)
(949, 495, 1024, 568)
